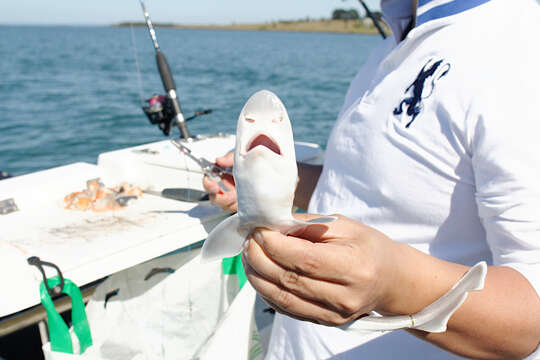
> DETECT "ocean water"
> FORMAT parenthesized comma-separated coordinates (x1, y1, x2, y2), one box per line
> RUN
(0, 26, 381, 176)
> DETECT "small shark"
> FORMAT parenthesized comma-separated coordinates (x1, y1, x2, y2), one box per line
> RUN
(201, 90, 336, 262)
(201, 89, 487, 334)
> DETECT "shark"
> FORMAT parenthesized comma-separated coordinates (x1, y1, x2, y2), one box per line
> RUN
(201, 89, 487, 333)
(201, 90, 336, 262)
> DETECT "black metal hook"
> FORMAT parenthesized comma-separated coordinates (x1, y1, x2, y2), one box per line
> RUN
(27, 256, 65, 297)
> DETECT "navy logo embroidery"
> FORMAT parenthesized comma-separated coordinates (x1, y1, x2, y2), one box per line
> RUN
(393, 58, 451, 128)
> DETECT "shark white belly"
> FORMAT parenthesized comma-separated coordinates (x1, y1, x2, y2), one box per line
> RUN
(201, 90, 335, 262)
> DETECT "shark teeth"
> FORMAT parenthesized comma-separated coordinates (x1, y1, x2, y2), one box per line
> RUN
(246, 134, 281, 155)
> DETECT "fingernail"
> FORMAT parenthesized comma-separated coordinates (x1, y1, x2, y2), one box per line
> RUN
(253, 230, 264, 246)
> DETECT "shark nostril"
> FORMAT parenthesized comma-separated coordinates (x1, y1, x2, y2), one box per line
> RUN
(245, 117, 255, 123)
(272, 116, 283, 123)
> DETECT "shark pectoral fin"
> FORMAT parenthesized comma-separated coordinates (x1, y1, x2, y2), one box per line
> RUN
(342, 261, 488, 334)
(201, 214, 248, 262)
(303, 216, 338, 225)
(285, 216, 337, 235)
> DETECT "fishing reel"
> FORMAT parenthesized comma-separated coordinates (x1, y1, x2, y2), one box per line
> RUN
(142, 94, 213, 136)
(142, 94, 176, 136)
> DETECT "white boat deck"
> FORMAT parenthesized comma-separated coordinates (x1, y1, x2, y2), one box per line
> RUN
(0, 135, 322, 319)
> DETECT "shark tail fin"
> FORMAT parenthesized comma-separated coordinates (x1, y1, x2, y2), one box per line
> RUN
(342, 262, 487, 334)
(413, 261, 487, 332)
(285, 216, 338, 235)
(201, 214, 248, 263)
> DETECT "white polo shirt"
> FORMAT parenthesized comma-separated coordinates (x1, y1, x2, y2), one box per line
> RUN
(266, 0, 540, 358)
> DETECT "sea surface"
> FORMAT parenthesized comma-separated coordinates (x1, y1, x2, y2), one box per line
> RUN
(0, 25, 381, 176)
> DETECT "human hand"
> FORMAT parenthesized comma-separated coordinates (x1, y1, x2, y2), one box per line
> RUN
(202, 152, 237, 212)
(242, 214, 399, 326)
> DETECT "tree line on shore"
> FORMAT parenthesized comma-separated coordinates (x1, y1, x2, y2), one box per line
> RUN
(331, 8, 383, 21)
(118, 8, 384, 28)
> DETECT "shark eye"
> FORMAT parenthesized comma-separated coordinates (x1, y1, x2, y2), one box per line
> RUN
(272, 115, 283, 123)
(245, 117, 255, 123)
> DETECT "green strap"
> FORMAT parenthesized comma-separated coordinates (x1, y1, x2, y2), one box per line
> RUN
(39, 276, 93, 354)
(222, 254, 247, 289)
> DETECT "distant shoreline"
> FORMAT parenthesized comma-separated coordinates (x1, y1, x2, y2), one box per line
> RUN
(116, 19, 387, 35)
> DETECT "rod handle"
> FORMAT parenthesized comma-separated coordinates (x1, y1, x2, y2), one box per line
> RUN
(156, 50, 176, 92)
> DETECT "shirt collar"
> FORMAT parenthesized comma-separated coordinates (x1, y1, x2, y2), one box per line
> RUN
(381, 0, 491, 42)
(416, 0, 491, 26)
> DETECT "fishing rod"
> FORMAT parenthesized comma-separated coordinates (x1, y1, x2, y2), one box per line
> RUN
(138, 0, 212, 138)
(358, 0, 387, 39)
(139, 0, 188, 138)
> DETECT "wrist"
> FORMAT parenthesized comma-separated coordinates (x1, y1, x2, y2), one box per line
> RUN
(373, 241, 468, 316)
(372, 239, 406, 315)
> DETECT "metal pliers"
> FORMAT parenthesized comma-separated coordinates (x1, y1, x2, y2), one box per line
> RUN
(170, 139, 233, 191)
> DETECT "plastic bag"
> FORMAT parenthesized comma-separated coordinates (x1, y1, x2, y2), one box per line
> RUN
(43, 247, 258, 359)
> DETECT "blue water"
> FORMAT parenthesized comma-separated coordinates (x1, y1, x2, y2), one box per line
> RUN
(0, 26, 381, 176)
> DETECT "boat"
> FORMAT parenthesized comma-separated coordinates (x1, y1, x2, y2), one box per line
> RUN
(0, 136, 323, 358)
(0, 2, 325, 358)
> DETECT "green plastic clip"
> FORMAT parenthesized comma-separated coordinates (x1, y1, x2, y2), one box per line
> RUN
(39, 276, 93, 354)
(222, 254, 247, 289)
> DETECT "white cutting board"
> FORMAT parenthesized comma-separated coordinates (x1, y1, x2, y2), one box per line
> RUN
(0, 162, 226, 317)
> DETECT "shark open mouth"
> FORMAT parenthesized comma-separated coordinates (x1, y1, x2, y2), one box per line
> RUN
(246, 134, 281, 155)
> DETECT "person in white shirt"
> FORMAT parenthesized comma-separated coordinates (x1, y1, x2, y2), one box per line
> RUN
(203, 0, 540, 358)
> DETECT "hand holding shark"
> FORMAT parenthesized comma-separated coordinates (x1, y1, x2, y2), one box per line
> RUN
(242, 215, 486, 333)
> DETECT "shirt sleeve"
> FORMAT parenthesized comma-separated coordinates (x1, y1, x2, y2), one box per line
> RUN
(469, 51, 540, 298)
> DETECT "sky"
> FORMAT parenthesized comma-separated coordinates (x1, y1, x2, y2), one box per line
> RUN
(0, 0, 381, 26)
